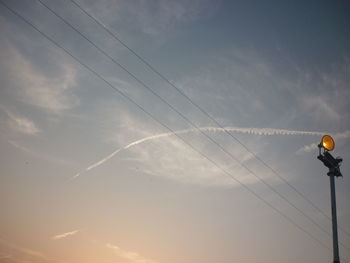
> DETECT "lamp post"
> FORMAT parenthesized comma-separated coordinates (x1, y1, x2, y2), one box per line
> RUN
(317, 135, 342, 263)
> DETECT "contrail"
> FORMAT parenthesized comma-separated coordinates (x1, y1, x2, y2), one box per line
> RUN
(71, 132, 176, 180)
(71, 126, 342, 180)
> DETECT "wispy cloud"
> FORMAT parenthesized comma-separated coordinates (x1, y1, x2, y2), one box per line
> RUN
(0, 106, 40, 135)
(9, 115, 40, 135)
(0, 23, 79, 114)
(17, 248, 48, 260)
(8, 49, 78, 113)
(83, 0, 220, 37)
(0, 238, 52, 262)
(296, 131, 350, 154)
(106, 243, 157, 263)
(301, 95, 341, 122)
(52, 230, 80, 240)
(296, 143, 319, 154)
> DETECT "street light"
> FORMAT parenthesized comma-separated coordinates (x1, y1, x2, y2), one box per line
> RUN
(320, 135, 335, 152)
(317, 135, 342, 263)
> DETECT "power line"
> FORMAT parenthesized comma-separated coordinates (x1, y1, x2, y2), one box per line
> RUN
(0, 0, 337, 258)
(35, 0, 350, 253)
(68, 0, 350, 242)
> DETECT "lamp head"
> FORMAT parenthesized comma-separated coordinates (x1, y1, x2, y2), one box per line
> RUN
(318, 135, 335, 152)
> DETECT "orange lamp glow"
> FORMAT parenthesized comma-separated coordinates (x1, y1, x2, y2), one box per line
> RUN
(320, 135, 335, 151)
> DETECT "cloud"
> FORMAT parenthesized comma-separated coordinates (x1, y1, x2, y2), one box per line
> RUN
(106, 243, 157, 263)
(0, 238, 52, 262)
(77, 0, 220, 37)
(296, 131, 350, 154)
(0, 20, 79, 114)
(301, 95, 341, 122)
(9, 115, 40, 135)
(52, 230, 80, 240)
(0, 106, 40, 135)
(293, 60, 350, 126)
(296, 143, 319, 154)
(17, 248, 48, 260)
(6, 48, 78, 113)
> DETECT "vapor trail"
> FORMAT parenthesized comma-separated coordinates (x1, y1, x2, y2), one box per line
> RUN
(71, 132, 176, 180)
(71, 126, 342, 180)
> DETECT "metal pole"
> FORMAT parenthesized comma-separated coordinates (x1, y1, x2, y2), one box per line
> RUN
(329, 173, 340, 263)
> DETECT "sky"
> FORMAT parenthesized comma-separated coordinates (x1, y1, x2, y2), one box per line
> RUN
(0, 0, 350, 262)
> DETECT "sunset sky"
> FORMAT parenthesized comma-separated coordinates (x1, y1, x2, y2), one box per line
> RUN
(1, 0, 350, 262)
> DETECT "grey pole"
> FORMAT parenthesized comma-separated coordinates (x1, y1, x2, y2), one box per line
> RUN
(317, 141, 342, 263)
(329, 173, 340, 263)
